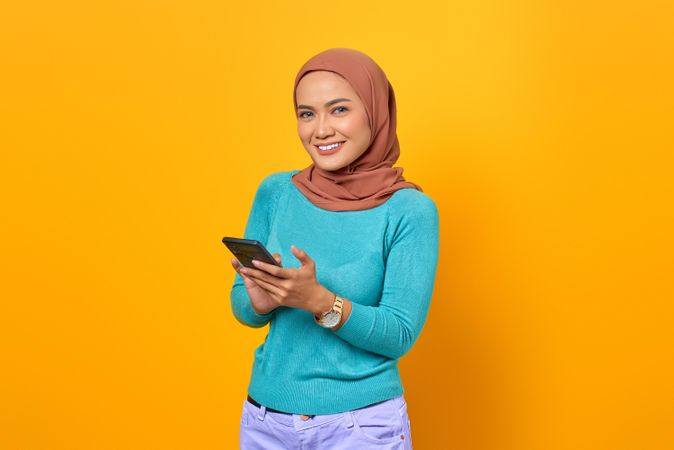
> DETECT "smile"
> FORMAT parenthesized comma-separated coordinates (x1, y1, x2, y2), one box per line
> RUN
(315, 141, 345, 154)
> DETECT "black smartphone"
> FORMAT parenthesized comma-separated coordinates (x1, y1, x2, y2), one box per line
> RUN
(222, 237, 282, 269)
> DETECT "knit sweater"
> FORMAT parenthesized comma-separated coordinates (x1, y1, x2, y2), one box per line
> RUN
(229, 169, 439, 415)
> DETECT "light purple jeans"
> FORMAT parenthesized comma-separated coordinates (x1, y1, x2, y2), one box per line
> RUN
(239, 394, 413, 449)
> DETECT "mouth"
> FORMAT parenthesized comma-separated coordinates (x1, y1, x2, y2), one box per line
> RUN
(314, 141, 346, 155)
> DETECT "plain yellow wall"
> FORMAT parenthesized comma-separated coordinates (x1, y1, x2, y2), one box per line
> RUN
(1, 0, 672, 449)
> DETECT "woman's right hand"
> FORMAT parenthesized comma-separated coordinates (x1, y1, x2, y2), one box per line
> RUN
(231, 254, 281, 315)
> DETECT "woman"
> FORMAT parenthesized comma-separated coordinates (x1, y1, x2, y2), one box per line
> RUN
(229, 48, 439, 449)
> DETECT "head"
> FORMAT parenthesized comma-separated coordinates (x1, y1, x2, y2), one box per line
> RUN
(290, 49, 422, 211)
(295, 70, 372, 172)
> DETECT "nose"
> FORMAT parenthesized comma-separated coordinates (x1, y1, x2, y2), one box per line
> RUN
(315, 114, 334, 138)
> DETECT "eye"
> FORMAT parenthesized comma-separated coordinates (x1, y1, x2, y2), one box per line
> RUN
(298, 106, 347, 119)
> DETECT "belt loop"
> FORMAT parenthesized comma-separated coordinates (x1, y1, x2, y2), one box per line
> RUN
(257, 405, 266, 421)
(343, 411, 354, 429)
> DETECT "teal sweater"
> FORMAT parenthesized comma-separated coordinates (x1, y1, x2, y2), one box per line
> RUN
(230, 169, 440, 415)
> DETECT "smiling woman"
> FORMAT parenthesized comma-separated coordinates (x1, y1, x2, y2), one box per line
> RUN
(230, 47, 439, 450)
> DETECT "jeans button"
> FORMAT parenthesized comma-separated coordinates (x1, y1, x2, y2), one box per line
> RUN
(300, 414, 311, 421)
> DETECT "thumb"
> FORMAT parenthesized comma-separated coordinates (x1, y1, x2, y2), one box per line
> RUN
(291, 245, 313, 266)
(272, 253, 282, 265)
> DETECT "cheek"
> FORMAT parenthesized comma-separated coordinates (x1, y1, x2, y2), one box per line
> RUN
(342, 113, 370, 140)
(297, 123, 312, 144)
(347, 114, 371, 148)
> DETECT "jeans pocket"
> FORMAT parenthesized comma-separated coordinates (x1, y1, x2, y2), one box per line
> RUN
(351, 399, 406, 445)
(398, 399, 413, 446)
(240, 399, 252, 427)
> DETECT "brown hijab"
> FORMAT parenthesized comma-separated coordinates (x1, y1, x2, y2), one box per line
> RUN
(291, 48, 423, 212)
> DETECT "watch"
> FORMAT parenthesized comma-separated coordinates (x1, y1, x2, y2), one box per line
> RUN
(313, 294, 344, 329)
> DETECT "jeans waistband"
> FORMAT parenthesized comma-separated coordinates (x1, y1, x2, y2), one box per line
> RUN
(245, 394, 401, 416)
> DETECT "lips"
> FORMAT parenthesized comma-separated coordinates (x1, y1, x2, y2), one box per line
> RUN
(314, 141, 345, 149)
(314, 141, 345, 155)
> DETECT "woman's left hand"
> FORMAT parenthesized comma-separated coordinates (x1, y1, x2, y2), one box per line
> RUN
(238, 245, 332, 314)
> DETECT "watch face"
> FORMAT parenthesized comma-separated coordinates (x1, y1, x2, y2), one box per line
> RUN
(323, 311, 341, 327)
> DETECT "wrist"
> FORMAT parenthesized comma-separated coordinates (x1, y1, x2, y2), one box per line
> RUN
(310, 285, 336, 316)
(330, 297, 351, 332)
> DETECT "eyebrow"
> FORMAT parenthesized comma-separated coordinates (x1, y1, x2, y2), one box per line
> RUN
(297, 98, 352, 110)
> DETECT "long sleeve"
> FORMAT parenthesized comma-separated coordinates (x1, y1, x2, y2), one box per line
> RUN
(229, 175, 279, 328)
(333, 196, 440, 359)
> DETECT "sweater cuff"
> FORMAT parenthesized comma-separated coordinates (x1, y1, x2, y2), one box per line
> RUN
(333, 300, 374, 341)
(246, 301, 274, 325)
(234, 288, 274, 327)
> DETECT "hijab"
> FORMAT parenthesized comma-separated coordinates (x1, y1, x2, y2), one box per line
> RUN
(291, 48, 423, 212)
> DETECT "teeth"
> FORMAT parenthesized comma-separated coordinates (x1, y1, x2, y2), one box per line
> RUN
(318, 142, 343, 151)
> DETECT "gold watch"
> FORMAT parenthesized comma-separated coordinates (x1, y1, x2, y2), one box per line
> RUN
(313, 294, 344, 328)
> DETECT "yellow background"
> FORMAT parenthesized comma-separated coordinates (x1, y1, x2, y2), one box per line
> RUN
(1, 0, 672, 449)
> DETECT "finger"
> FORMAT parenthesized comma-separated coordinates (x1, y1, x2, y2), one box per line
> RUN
(251, 259, 290, 278)
(246, 276, 285, 299)
(291, 245, 314, 267)
(233, 260, 244, 276)
(241, 266, 284, 286)
(240, 273, 256, 288)
(272, 253, 282, 264)
(232, 259, 247, 276)
(241, 273, 267, 290)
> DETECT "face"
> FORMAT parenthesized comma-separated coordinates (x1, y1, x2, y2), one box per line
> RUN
(295, 71, 371, 172)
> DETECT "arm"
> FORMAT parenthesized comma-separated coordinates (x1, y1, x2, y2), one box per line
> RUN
(332, 197, 440, 359)
(229, 175, 279, 328)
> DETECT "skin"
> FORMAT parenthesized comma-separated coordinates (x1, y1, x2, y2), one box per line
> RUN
(295, 70, 372, 172)
(229, 70, 374, 331)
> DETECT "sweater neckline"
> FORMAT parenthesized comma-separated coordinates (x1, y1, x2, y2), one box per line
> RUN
(287, 169, 395, 214)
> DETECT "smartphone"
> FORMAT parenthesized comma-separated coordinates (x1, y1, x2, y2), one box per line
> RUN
(222, 237, 282, 269)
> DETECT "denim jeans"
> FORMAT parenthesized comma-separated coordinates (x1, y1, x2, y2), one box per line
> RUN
(239, 394, 413, 449)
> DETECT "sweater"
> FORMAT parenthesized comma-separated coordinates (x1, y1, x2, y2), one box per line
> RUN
(229, 169, 440, 415)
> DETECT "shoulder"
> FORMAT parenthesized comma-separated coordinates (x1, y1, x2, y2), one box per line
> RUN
(384, 188, 439, 253)
(387, 188, 439, 223)
(258, 170, 293, 191)
(248, 172, 294, 214)
(386, 188, 439, 240)
(252, 170, 295, 201)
